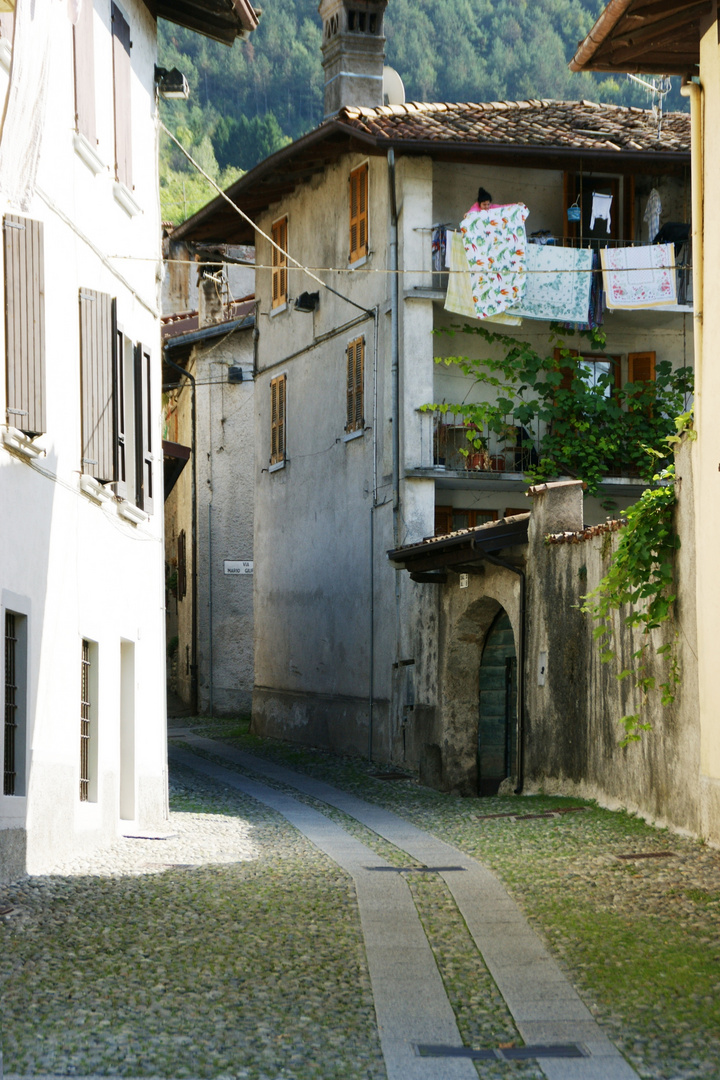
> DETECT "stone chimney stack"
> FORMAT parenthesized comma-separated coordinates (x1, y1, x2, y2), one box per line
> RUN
(318, 0, 388, 118)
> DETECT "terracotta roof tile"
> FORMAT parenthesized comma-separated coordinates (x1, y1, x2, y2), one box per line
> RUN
(336, 99, 690, 154)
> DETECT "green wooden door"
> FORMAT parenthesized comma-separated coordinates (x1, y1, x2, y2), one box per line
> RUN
(478, 611, 517, 796)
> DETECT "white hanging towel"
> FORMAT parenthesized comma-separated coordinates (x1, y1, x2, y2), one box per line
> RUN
(590, 192, 613, 232)
(643, 188, 662, 242)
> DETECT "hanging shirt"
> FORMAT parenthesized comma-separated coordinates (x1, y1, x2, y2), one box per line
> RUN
(590, 193, 613, 232)
(459, 203, 529, 320)
(643, 188, 662, 243)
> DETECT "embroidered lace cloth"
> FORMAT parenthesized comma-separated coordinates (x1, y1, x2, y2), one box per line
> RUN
(460, 203, 529, 319)
(601, 244, 676, 309)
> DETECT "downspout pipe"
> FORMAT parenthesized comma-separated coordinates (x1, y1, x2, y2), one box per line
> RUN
(681, 77, 703, 406)
(165, 355, 199, 715)
(388, 148, 400, 547)
(481, 552, 526, 795)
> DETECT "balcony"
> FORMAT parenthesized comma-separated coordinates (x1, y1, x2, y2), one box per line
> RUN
(408, 409, 652, 499)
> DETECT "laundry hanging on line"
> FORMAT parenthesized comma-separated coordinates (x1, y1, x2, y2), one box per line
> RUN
(590, 193, 613, 232)
(444, 232, 522, 325)
(600, 243, 676, 309)
(459, 202, 529, 320)
(508, 244, 593, 324)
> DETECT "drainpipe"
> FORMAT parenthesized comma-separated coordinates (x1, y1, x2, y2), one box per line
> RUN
(208, 502, 214, 718)
(680, 77, 703, 407)
(165, 356, 198, 715)
(388, 149, 400, 546)
(481, 552, 526, 794)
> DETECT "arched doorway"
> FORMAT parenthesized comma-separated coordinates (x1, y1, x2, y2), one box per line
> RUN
(478, 609, 517, 795)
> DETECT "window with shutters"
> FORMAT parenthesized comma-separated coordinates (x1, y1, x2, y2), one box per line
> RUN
(270, 374, 286, 466)
(554, 349, 621, 396)
(349, 164, 368, 264)
(79, 289, 115, 482)
(4, 610, 27, 798)
(134, 343, 154, 514)
(628, 351, 656, 385)
(271, 216, 288, 309)
(111, 3, 132, 189)
(4, 215, 45, 437)
(345, 337, 364, 434)
(73, 0, 95, 143)
(434, 507, 498, 536)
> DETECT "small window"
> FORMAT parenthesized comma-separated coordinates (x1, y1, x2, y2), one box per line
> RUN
(434, 507, 498, 537)
(271, 216, 288, 309)
(554, 349, 621, 395)
(4, 610, 27, 797)
(349, 164, 368, 264)
(270, 374, 286, 465)
(346, 337, 364, 433)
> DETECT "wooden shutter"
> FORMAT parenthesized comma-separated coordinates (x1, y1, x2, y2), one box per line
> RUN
(111, 3, 132, 188)
(349, 164, 368, 263)
(271, 217, 288, 309)
(4, 215, 45, 437)
(628, 351, 656, 384)
(270, 374, 286, 464)
(134, 343, 154, 514)
(73, 0, 95, 143)
(346, 337, 364, 432)
(79, 289, 114, 481)
(553, 348, 576, 392)
(114, 325, 127, 499)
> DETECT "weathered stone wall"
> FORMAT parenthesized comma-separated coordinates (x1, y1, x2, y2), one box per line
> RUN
(524, 438, 704, 839)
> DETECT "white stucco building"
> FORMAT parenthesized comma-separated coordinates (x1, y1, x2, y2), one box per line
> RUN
(0, 0, 257, 883)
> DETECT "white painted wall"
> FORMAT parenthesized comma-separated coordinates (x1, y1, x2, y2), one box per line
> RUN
(0, 0, 167, 881)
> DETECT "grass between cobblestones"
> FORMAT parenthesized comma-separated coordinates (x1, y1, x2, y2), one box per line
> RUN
(189, 718, 720, 1080)
(0, 765, 386, 1080)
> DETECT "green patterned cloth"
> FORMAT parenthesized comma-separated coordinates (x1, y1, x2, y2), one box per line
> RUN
(509, 244, 593, 323)
(460, 203, 529, 319)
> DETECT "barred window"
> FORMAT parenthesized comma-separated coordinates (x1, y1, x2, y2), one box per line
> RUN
(80, 640, 91, 801)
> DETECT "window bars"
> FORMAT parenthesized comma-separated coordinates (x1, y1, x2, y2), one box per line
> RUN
(4, 612, 17, 796)
(80, 639, 91, 801)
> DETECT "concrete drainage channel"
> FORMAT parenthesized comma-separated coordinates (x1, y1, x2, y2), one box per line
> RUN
(171, 738, 641, 1080)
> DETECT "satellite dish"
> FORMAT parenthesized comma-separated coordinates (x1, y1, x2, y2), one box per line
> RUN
(383, 66, 405, 106)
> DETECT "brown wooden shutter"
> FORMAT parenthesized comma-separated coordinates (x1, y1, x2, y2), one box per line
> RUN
(553, 348, 577, 392)
(346, 337, 364, 432)
(73, 0, 95, 143)
(79, 289, 114, 481)
(4, 215, 45, 437)
(114, 325, 127, 499)
(434, 506, 453, 536)
(271, 217, 287, 308)
(349, 164, 368, 263)
(628, 351, 656, 384)
(111, 3, 132, 188)
(134, 343, 154, 514)
(270, 374, 286, 464)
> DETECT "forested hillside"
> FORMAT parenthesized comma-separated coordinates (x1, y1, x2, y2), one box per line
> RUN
(158, 0, 686, 223)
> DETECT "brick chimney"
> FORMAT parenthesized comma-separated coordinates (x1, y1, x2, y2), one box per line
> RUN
(318, 0, 388, 118)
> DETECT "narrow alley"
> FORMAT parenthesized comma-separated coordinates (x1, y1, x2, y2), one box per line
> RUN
(1, 720, 718, 1080)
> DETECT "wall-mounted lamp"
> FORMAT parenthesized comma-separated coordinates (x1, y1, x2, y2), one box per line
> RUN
(154, 66, 190, 100)
(294, 291, 320, 313)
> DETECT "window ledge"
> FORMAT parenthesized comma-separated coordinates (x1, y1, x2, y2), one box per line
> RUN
(73, 132, 106, 176)
(113, 181, 142, 218)
(343, 428, 364, 442)
(79, 475, 113, 504)
(269, 302, 288, 318)
(2, 427, 46, 459)
(268, 459, 286, 473)
(0, 38, 11, 72)
(117, 500, 148, 525)
(349, 252, 370, 270)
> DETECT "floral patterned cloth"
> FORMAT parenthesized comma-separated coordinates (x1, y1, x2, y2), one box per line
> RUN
(600, 243, 676, 309)
(509, 244, 593, 323)
(445, 232, 522, 325)
(460, 203, 529, 319)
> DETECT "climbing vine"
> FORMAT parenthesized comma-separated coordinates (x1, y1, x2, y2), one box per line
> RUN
(581, 416, 696, 744)
(423, 323, 693, 495)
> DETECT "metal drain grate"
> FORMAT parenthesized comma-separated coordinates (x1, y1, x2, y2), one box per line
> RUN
(369, 771, 413, 781)
(475, 807, 588, 821)
(616, 851, 677, 860)
(366, 865, 467, 873)
(416, 1043, 588, 1061)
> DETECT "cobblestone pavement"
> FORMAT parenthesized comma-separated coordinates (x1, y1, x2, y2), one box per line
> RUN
(0, 718, 719, 1080)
